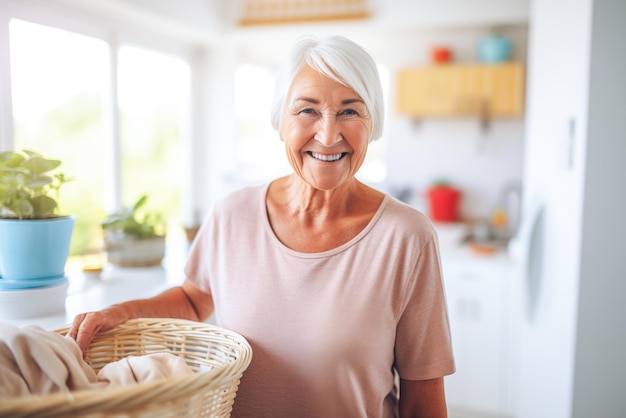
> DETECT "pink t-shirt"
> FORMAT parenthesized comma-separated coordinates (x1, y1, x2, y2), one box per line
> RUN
(185, 184, 455, 418)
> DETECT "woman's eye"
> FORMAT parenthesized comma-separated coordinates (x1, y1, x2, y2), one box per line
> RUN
(299, 108, 316, 115)
(341, 108, 359, 116)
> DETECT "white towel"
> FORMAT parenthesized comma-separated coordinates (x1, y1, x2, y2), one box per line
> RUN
(0, 321, 194, 398)
(98, 353, 194, 386)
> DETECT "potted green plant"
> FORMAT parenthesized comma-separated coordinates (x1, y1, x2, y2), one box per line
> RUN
(0, 149, 74, 283)
(101, 194, 166, 267)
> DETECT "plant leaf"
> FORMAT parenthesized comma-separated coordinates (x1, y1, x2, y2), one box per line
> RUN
(12, 198, 34, 219)
(0, 151, 25, 168)
(22, 156, 61, 175)
(0, 171, 27, 189)
(0, 150, 68, 219)
(30, 195, 57, 218)
(25, 174, 53, 189)
(131, 194, 149, 214)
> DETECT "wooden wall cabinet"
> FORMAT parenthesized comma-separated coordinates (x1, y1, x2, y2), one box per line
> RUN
(396, 63, 525, 120)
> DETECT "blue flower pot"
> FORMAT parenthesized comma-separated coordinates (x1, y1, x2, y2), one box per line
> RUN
(0, 216, 74, 281)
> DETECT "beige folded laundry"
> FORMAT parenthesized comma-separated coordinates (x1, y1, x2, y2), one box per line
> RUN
(0, 321, 195, 399)
(97, 352, 194, 386)
(0, 321, 106, 397)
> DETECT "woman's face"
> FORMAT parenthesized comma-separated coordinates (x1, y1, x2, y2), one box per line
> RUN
(279, 65, 373, 191)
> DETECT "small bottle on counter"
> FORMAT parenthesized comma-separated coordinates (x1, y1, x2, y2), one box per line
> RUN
(491, 207, 510, 240)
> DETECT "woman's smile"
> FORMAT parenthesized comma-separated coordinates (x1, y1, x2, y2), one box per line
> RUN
(307, 151, 347, 162)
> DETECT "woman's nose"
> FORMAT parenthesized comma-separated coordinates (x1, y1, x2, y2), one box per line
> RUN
(314, 117, 342, 146)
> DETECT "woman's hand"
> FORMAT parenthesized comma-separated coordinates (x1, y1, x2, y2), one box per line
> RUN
(66, 282, 214, 354)
(66, 305, 129, 353)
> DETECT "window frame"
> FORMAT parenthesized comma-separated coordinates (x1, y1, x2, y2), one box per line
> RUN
(0, 0, 199, 216)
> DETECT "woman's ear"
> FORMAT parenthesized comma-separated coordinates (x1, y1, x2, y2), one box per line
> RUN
(277, 125, 285, 142)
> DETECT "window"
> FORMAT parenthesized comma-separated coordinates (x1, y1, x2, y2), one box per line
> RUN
(9, 19, 190, 256)
(118, 45, 189, 237)
(10, 19, 109, 254)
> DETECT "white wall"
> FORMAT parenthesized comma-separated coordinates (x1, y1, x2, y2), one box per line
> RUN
(377, 24, 528, 220)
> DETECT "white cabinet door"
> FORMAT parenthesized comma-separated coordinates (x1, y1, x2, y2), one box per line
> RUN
(443, 258, 511, 416)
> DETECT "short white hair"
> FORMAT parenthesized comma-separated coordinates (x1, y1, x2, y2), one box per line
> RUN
(270, 35, 384, 142)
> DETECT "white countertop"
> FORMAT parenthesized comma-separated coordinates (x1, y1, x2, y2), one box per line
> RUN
(433, 222, 513, 266)
(1, 255, 186, 331)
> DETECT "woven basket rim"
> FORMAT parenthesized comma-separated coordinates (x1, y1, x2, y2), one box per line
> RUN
(0, 318, 253, 417)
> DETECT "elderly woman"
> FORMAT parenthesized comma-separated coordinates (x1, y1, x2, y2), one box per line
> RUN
(69, 36, 455, 417)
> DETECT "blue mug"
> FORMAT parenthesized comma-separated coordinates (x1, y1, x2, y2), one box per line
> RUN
(478, 36, 512, 63)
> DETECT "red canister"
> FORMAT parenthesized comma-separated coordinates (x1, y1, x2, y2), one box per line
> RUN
(431, 46, 453, 64)
(427, 184, 461, 222)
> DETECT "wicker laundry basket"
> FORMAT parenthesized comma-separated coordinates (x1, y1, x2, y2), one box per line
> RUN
(0, 318, 253, 418)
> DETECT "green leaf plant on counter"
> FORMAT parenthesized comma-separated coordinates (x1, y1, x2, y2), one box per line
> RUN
(0, 149, 72, 219)
(101, 194, 166, 268)
(101, 194, 164, 239)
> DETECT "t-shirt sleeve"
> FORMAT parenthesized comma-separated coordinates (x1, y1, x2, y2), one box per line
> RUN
(183, 186, 263, 296)
(394, 233, 455, 381)
(183, 209, 217, 295)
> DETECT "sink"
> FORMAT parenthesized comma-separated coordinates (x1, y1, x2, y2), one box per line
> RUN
(461, 233, 511, 248)
(460, 220, 512, 248)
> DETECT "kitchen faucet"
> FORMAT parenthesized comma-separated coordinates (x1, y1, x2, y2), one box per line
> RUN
(495, 179, 522, 238)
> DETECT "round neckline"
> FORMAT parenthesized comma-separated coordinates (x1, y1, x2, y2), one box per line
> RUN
(260, 183, 389, 259)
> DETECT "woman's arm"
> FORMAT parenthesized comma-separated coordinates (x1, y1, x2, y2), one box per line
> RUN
(67, 280, 214, 353)
(399, 377, 448, 418)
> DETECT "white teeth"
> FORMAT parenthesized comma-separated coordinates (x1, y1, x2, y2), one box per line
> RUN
(310, 152, 344, 162)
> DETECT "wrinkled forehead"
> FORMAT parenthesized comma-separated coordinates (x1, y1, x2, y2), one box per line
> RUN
(286, 66, 362, 107)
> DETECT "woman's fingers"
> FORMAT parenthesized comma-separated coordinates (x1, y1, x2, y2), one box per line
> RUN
(67, 311, 110, 353)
